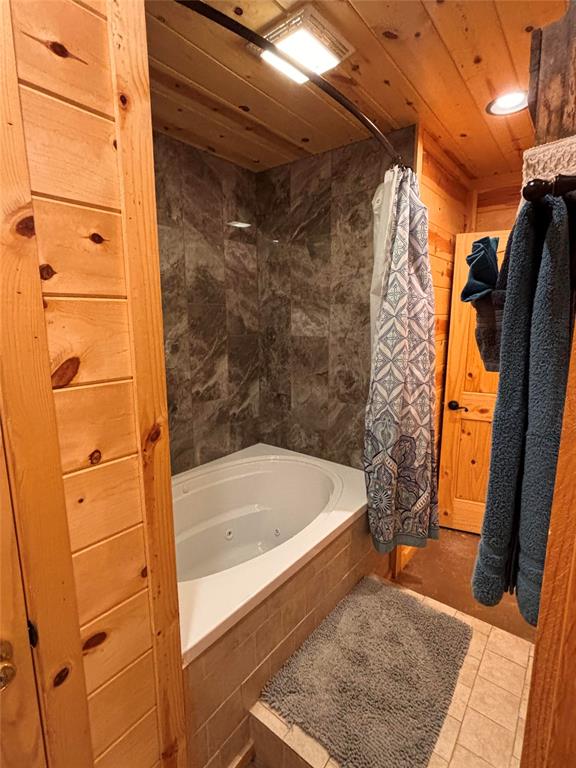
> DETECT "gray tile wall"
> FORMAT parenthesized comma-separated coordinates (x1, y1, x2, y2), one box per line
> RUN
(257, 128, 416, 468)
(154, 127, 416, 474)
(154, 132, 259, 474)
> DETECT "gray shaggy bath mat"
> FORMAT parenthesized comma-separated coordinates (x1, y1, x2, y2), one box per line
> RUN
(262, 577, 471, 768)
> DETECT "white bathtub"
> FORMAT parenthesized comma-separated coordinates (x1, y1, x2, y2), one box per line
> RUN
(173, 443, 367, 664)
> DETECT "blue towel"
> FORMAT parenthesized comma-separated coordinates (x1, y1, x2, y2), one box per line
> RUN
(472, 197, 571, 626)
(460, 235, 503, 372)
(461, 236, 499, 303)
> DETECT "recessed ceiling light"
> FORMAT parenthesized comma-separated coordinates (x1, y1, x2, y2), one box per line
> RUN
(227, 221, 252, 229)
(486, 90, 528, 116)
(256, 6, 353, 85)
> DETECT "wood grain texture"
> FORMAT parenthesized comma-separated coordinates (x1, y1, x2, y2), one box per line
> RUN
(532, 3, 576, 144)
(522, 335, 576, 766)
(81, 589, 152, 694)
(0, 0, 94, 761)
(20, 85, 120, 209)
(64, 455, 142, 552)
(45, 298, 131, 387)
(438, 231, 509, 534)
(147, 1, 566, 174)
(145, 1, 363, 166)
(94, 708, 160, 768)
(11, 0, 113, 115)
(73, 524, 148, 626)
(522, 7, 576, 765)
(149, 57, 307, 162)
(108, 0, 187, 764)
(392, 130, 473, 575)
(54, 380, 137, 472)
(0, 429, 47, 768)
(88, 651, 157, 757)
(34, 198, 126, 297)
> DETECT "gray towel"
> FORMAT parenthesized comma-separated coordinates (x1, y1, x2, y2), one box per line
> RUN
(472, 197, 571, 626)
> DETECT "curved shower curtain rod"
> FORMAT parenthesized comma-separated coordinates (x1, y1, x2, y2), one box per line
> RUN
(175, 0, 406, 166)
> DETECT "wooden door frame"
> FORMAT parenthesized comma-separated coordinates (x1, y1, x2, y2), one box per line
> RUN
(108, 1, 187, 762)
(0, 421, 47, 767)
(0, 0, 93, 760)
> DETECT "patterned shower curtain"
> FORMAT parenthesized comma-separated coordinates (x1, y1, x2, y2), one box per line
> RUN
(364, 167, 438, 553)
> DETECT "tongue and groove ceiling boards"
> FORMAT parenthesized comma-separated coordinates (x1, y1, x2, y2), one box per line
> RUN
(146, 1, 567, 176)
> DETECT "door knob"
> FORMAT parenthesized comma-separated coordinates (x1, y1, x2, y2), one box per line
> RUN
(448, 400, 469, 412)
(0, 661, 16, 690)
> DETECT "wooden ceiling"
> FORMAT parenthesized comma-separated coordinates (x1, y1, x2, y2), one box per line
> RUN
(145, 0, 567, 178)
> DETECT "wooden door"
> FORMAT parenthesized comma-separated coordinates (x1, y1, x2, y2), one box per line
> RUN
(438, 230, 511, 533)
(0, 427, 47, 768)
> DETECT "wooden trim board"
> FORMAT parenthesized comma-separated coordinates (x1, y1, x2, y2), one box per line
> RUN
(0, 0, 93, 761)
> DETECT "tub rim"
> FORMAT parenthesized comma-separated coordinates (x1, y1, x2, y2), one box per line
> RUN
(174, 443, 368, 665)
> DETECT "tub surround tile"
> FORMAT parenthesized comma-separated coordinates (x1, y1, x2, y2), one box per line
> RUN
(183, 517, 380, 768)
(154, 132, 183, 226)
(284, 725, 330, 768)
(330, 127, 415, 199)
(188, 302, 228, 402)
(191, 400, 231, 467)
(154, 132, 259, 474)
(329, 330, 370, 404)
(257, 165, 290, 240)
(256, 129, 416, 468)
(185, 231, 226, 305)
(207, 689, 247, 755)
(226, 241, 258, 335)
(157, 128, 416, 473)
(290, 240, 330, 337)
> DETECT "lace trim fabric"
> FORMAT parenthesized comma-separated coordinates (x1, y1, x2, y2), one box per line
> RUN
(523, 134, 576, 184)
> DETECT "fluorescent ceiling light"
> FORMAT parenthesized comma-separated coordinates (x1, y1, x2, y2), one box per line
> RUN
(261, 49, 308, 84)
(276, 28, 340, 76)
(486, 90, 528, 116)
(227, 221, 251, 229)
(257, 6, 353, 85)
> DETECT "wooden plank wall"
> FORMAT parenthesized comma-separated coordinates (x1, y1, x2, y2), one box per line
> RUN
(2, 0, 186, 765)
(474, 172, 522, 231)
(418, 130, 475, 454)
(393, 129, 474, 574)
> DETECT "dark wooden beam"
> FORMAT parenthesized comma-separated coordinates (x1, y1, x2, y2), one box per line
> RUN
(529, 2, 576, 144)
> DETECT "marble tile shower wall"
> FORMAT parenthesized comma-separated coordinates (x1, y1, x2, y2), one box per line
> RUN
(258, 128, 416, 468)
(154, 132, 259, 473)
(154, 127, 415, 474)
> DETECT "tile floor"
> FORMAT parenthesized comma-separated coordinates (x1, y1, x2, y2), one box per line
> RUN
(250, 583, 533, 768)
